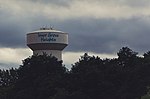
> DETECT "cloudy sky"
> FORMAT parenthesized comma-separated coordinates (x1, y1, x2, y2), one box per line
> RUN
(0, 0, 150, 69)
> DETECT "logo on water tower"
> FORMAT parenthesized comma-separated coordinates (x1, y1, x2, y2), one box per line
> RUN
(38, 32, 59, 42)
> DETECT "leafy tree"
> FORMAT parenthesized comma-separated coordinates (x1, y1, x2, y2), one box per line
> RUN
(9, 54, 68, 99)
(0, 47, 150, 99)
(0, 68, 18, 99)
(69, 47, 150, 99)
(70, 53, 115, 99)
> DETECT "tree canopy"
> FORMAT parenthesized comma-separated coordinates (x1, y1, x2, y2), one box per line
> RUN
(0, 47, 150, 99)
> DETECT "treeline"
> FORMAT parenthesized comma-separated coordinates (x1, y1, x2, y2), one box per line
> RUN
(0, 47, 150, 99)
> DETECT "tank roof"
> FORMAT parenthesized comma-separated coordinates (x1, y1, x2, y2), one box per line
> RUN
(32, 29, 63, 33)
(28, 28, 66, 34)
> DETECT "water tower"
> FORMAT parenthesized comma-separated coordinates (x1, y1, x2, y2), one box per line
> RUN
(27, 28, 68, 60)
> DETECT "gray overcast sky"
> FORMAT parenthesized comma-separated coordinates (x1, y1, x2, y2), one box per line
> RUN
(0, 0, 150, 69)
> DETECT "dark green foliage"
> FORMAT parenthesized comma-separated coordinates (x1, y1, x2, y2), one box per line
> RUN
(69, 48, 150, 99)
(0, 68, 18, 98)
(0, 47, 150, 99)
(0, 54, 67, 99)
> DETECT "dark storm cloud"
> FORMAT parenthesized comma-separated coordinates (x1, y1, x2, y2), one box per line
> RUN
(0, 7, 24, 47)
(26, 0, 73, 7)
(1, 14, 150, 53)
(0, 17, 28, 48)
(0, 24, 26, 48)
(61, 17, 150, 53)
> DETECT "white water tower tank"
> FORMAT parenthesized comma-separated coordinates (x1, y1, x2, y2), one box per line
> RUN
(27, 28, 68, 60)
